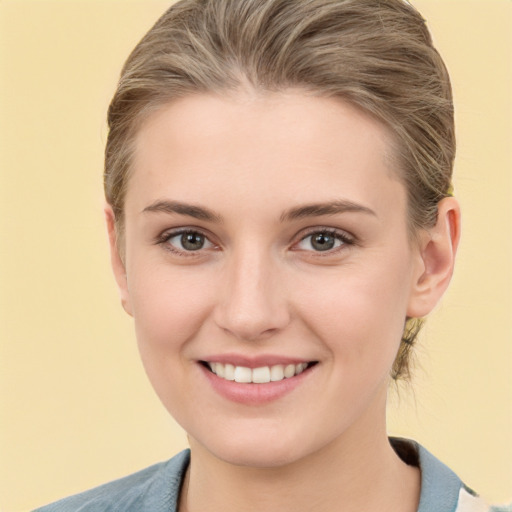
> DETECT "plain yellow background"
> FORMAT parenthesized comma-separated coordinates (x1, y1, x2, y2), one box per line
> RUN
(0, 1, 511, 510)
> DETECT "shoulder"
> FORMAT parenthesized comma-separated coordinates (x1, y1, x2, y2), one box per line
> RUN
(391, 438, 502, 512)
(32, 449, 190, 512)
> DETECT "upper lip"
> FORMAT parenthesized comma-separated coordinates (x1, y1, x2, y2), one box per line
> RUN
(199, 353, 316, 368)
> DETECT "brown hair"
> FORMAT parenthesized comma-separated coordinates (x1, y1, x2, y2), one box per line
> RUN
(105, 0, 455, 380)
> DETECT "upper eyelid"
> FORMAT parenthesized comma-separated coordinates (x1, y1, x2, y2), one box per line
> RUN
(157, 226, 214, 242)
(156, 228, 217, 257)
(155, 226, 355, 250)
(295, 226, 355, 242)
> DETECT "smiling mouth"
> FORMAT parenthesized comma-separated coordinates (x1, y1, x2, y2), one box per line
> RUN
(201, 361, 318, 384)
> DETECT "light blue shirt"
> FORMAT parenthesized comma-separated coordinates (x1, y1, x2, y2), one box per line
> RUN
(33, 439, 509, 512)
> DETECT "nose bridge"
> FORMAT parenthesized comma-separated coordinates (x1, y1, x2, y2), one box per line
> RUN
(214, 240, 289, 341)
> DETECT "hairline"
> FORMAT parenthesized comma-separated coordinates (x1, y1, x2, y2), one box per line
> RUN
(110, 85, 427, 254)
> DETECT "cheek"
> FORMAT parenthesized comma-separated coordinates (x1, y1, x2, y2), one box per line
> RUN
(293, 261, 412, 361)
(126, 264, 217, 417)
(127, 262, 215, 352)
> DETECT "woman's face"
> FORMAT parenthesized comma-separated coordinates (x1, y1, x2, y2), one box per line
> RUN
(114, 91, 429, 467)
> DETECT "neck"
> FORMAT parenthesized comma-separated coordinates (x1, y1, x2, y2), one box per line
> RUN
(179, 398, 420, 512)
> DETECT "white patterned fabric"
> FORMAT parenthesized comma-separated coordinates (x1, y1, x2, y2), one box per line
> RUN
(456, 487, 492, 512)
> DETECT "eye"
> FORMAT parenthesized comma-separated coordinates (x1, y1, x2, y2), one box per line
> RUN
(160, 229, 215, 253)
(295, 229, 353, 252)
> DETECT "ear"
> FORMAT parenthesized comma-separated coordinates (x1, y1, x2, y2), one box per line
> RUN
(105, 205, 133, 316)
(407, 197, 461, 318)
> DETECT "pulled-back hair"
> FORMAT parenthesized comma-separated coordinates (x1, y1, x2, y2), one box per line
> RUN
(105, 0, 455, 381)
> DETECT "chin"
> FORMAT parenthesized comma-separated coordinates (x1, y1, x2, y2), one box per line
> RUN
(190, 422, 311, 469)
(215, 443, 303, 469)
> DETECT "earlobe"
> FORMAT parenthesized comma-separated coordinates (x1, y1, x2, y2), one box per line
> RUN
(407, 197, 461, 318)
(104, 205, 133, 317)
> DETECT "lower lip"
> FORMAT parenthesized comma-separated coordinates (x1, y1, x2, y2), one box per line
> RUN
(200, 364, 315, 405)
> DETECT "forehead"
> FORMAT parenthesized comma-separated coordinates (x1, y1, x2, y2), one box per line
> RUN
(127, 91, 404, 219)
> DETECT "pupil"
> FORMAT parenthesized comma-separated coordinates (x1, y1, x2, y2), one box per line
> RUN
(182, 233, 204, 251)
(312, 233, 335, 251)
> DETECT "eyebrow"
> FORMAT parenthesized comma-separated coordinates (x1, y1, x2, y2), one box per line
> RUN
(142, 199, 376, 223)
(142, 200, 223, 223)
(280, 200, 376, 222)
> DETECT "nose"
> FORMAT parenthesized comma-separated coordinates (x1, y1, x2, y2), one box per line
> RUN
(213, 245, 291, 341)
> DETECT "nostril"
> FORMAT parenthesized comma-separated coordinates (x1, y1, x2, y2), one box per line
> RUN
(213, 271, 291, 341)
(218, 323, 282, 343)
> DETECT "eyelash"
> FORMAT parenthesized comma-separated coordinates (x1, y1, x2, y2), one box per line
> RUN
(294, 228, 355, 255)
(155, 227, 355, 257)
(155, 228, 216, 257)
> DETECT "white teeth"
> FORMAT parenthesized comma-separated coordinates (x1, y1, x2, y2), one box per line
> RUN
(215, 363, 225, 378)
(284, 364, 296, 378)
(234, 366, 252, 383)
(270, 364, 284, 381)
(207, 362, 310, 383)
(296, 362, 307, 374)
(224, 363, 235, 381)
(252, 366, 271, 384)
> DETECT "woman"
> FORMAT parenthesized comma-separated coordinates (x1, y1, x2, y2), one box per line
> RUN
(32, 0, 506, 511)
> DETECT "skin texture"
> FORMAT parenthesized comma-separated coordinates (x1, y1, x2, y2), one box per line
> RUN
(106, 90, 460, 512)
